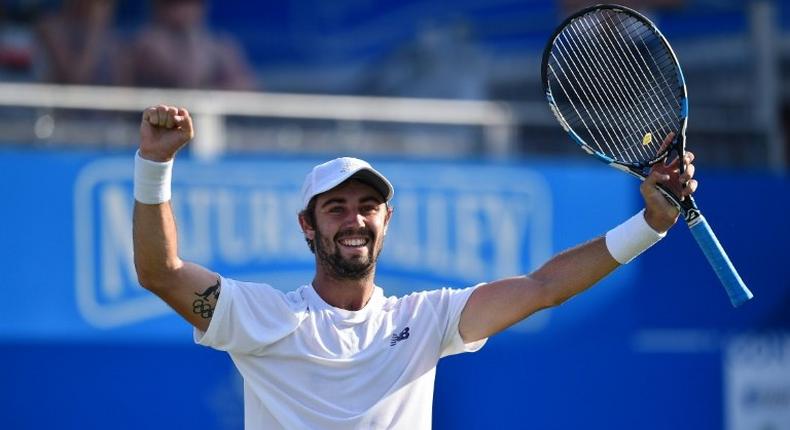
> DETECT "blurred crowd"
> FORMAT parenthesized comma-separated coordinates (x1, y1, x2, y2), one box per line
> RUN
(1, 0, 786, 166)
(0, 0, 257, 90)
(0, 0, 492, 99)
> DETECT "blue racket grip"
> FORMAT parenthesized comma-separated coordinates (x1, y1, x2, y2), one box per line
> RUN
(688, 215, 753, 307)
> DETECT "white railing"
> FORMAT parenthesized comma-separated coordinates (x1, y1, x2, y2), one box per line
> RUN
(0, 82, 525, 160)
(1, 81, 784, 169)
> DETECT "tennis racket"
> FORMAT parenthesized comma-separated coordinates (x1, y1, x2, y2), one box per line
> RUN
(541, 4, 753, 307)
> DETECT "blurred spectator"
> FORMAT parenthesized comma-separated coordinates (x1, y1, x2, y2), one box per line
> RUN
(35, 0, 122, 85)
(0, 1, 41, 82)
(126, 0, 257, 90)
(367, 19, 487, 100)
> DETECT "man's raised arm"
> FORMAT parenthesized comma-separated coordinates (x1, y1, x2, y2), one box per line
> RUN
(459, 151, 698, 343)
(133, 105, 220, 332)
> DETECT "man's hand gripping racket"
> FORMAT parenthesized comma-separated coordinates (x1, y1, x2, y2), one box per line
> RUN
(641, 133, 697, 233)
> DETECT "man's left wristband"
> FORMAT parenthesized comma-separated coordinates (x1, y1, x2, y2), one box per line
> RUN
(134, 150, 173, 204)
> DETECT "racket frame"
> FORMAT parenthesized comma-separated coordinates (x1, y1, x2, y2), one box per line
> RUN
(541, 3, 753, 307)
(541, 3, 700, 225)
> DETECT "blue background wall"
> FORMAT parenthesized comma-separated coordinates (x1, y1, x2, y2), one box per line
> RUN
(0, 148, 787, 429)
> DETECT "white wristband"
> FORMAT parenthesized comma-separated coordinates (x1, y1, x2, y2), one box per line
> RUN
(605, 209, 666, 264)
(134, 150, 173, 204)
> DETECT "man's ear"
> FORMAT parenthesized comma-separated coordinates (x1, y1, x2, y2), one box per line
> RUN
(383, 205, 394, 236)
(298, 213, 315, 241)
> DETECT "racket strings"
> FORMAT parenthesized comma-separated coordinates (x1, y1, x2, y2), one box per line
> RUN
(601, 12, 680, 109)
(597, 10, 681, 110)
(555, 27, 646, 159)
(550, 45, 633, 160)
(549, 45, 664, 163)
(561, 19, 659, 161)
(614, 12, 682, 109)
(574, 12, 676, 157)
(576, 13, 676, 158)
(586, 11, 678, 157)
(549, 48, 666, 162)
(581, 13, 678, 142)
(601, 12, 680, 134)
(546, 9, 683, 164)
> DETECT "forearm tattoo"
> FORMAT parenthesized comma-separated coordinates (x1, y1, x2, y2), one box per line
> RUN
(193, 278, 221, 319)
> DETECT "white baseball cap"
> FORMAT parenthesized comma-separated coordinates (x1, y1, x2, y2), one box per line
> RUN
(300, 157, 394, 209)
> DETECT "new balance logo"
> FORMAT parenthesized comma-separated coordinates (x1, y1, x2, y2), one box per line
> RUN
(390, 327, 410, 346)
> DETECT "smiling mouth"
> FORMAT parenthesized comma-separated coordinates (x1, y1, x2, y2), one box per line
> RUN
(338, 237, 370, 248)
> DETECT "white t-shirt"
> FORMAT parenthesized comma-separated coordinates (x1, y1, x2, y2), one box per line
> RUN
(194, 277, 486, 429)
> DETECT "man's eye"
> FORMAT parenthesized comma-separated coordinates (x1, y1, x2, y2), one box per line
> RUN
(361, 206, 377, 214)
(328, 207, 343, 214)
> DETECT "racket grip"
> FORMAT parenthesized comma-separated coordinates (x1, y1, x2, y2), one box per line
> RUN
(688, 215, 753, 307)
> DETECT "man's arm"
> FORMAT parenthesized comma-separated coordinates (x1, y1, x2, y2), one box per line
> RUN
(133, 105, 219, 332)
(459, 237, 616, 343)
(459, 152, 698, 343)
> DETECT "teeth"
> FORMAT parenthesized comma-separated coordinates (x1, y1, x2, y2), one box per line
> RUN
(340, 238, 368, 247)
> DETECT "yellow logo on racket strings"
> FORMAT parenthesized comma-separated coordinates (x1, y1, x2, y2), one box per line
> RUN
(642, 132, 653, 146)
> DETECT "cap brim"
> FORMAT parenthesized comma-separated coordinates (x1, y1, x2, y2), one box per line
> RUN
(349, 169, 393, 202)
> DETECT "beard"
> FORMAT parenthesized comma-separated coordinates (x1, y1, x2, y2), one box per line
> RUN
(314, 227, 381, 280)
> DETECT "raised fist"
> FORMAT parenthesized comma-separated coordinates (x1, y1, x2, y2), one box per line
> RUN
(139, 105, 194, 162)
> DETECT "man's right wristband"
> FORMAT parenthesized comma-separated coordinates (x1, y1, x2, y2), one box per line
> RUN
(134, 150, 173, 204)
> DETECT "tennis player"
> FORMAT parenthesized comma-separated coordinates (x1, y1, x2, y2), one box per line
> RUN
(133, 105, 697, 429)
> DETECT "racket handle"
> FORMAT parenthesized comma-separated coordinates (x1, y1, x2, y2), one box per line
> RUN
(688, 215, 753, 307)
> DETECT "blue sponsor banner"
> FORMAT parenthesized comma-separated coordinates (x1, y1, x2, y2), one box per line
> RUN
(1, 149, 636, 342)
(1, 149, 788, 430)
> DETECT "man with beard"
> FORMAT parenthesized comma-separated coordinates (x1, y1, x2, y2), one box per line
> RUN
(133, 105, 697, 429)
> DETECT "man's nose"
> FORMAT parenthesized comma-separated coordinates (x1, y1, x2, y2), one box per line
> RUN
(342, 210, 366, 228)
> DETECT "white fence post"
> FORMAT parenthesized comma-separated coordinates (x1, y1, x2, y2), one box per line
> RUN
(191, 109, 226, 161)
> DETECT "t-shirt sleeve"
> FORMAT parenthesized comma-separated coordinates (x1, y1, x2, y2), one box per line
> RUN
(423, 284, 487, 358)
(193, 276, 304, 355)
